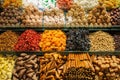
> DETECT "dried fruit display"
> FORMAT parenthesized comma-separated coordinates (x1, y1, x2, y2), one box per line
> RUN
(0, 4, 22, 27)
(110, 8, 120, 25)
(57, 0, 73, 10)
(87, 3, 111, 27)
(74, 0, 98, 11)
(92, 55, 120, 80)
(12, 53, 39, 80)
(39, 30, 66, 51)
(0, 55, 16, 80)
(44, 8, 65, 27)
(40, 53, 67, 80)
(113, 34, 120, 51)
(0, 30, 18, 51)
(66, 3, 87, 27)
(66, 29, 90, 51)
(21, 4, 43, 27)
(14, 30, 41, 51)
(63, 53, 95, 80)
(3, 0, 22, 7)
(99, 0, 119, 9)
(89, 31, 115, 51)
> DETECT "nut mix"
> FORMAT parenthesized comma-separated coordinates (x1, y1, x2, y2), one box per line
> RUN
(44, 8, 65, 27)
(40, 53, 67, 80)
(21, 4, 43, 27)
(113, 34, 120, 51)
(89, 31, 115, 51)
(39, 30, 66, 51)
(14, 30, 41, 51)
(66, 29, 90, 51)
(0, 30, 18, 51)
(12, 53, 39, 80)
(110, 8, 120, 25)
(92, 55, 120, 80)
(0, 54, 16, 80)
(0, 4, 22, 27)
(87, 3, 111, 27)
(66, 3, 87, 27)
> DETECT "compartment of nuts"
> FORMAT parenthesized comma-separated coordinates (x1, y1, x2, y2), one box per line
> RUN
(87, 3, 111, 27)
(0, 4, 22, 27)
(40, 53, 67, 80)
(89, 31, 115, 51)
(12, 53, 39, 80)
(21, 4, 43, 27)
(66, 3, 87, 27)
(43, 8, 65, 28)
(0, 30, 18, 51)
(92, 55, 120, 80)
(110, 8, 120, 25)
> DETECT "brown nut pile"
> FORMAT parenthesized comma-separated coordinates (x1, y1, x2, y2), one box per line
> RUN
(44, 8, 65, 27)
(63, 53, 95, 80)
(113, 34, 120, 51)
(110, 8, 120, 25)
(39, 30, 67, 51)
(40, 53, 67, 80)
(89, 31, 115, 51)
(87, 3, 111, 27)
(0, 4, 22, 27)
(92, 55, 120, 80)
(21, 4, 43, 27)
(66, 3, 87, 27)
(0, 30, 18, 51)
(12, 53, 39, 80)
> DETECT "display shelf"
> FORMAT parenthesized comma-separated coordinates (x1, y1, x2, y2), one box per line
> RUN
(0, 25, 120, 31)
(0, 51, 120, 56)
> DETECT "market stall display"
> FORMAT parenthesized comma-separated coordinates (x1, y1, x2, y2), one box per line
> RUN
(0, 0, 120, 80)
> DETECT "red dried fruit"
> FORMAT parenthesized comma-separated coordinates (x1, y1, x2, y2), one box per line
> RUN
(14, 29, 41, 51)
